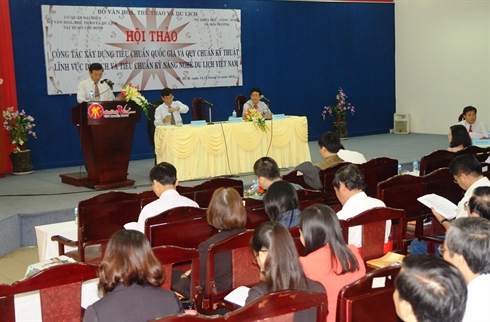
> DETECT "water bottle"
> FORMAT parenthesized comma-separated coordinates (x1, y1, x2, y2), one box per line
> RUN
(89, 90, 94, 100)
(412, 158, 419, 172)
(398, 163, 402, 175)
(164, 112, 172, 126)
(263, 107, 269, 116)
(232, 110, 237, 118)
(74, 204, 78, 225)
(252, 180, 259, 197)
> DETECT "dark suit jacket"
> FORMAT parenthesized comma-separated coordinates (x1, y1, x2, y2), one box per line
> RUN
(83, 283, 183, 322)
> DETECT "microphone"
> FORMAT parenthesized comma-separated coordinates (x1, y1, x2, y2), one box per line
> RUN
(100, 79, 114, 89)
(260, 95, 270, 103)
(203, 99, 214, 107)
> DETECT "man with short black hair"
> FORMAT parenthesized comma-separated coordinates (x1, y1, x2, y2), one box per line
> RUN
(243, 87, 272, 119)
(315, 132, 344, 170)
(333, 164, 389, 247)
(442, 217, 490, 322)
(393, 254, 467, 322)
(154, 87, 189, 126)
(76, 63, 115, 103)
(126, 162, 198, 233)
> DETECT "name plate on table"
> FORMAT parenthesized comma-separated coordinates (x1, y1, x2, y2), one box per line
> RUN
(272, 114, 286, 120)
(472, 139, 490, 146)
(229, 117, 244, 123)
(191, 120, 207, 126)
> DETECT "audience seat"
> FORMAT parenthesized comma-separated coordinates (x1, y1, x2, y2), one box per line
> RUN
(0, 263, 98, 321)
(358, 157, 398, 197)
(195, 230, 259, 315)
(322, 162, 351, 211)
(51, 191, 141, 262)
(337, 265, 401, 322)
(419, 150, 455, 176)
(177, 178, 244, 208)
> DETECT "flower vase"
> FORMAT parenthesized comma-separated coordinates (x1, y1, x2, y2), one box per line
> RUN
(332, 115, 348, 139)
(9, 149, 34, 175)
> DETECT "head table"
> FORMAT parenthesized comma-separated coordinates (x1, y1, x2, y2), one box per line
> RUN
(154, 116, 311, 181)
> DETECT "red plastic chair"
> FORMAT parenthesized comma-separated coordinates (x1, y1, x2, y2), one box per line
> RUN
(337, 265, 401, 322)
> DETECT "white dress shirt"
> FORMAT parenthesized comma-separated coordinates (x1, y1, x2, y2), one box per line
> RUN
(76, 78, 115, 103)
(456, 176, 490, 219)
(458, 119, 488, 139)
(242, 100, 269, 117)
(463, 274, 490, 322)
(132, 189, 199, 233)
(154, 101, 189, 126)
(338, 150, 367, 164)
(336, 192, 389, 247)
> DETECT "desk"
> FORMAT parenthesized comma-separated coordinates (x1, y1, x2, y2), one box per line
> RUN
(154, 116, 311, 181)
(35, 221, 77, 262)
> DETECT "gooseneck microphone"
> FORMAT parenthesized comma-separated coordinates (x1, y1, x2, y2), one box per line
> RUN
(260, 95, 270, 103)
(202, 99, 214, 107)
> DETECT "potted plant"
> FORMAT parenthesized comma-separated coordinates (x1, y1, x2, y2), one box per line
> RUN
(322, 88, 355, 138)
(2, 106, 37, 174)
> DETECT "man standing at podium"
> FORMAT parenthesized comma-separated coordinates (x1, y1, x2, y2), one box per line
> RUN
(76, 63, 115, 103)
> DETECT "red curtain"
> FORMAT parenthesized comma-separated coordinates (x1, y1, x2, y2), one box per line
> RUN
(0, 0, 18, 175)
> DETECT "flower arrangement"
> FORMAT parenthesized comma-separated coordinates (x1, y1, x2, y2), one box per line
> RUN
(322, 88, 355, 122)
(117, 83, 152, 119)
(2, 107, 37, 152)
(243, 106, 268, 132)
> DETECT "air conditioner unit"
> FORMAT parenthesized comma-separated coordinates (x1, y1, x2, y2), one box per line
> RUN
(394, 113, 410, 134)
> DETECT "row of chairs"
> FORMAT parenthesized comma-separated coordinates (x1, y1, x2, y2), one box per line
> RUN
(419, 145, 490, 176)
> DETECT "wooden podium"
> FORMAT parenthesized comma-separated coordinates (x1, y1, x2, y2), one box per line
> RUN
(60, 100, 141, 190)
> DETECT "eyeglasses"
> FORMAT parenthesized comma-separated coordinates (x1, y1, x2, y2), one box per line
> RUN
(252, 250, 267, 265)
(438, 244, 446, 256)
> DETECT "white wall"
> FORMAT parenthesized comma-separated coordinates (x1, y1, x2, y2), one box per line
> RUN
(395, 0, 490, 134)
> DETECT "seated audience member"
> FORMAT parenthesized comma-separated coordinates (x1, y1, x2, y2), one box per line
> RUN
(242, 87, 272, 119)
(442, 217, 490, 322)
(246, 221, 326, 321)
(298, 204, 366, 322)
(337, 144, 367, 164)
(263, 180, 301, 228)
(447, 124, 472, 152)
(468, 186, 490, 220)
(411, 154, 490, 255)
(393, 255, 467, 322)
(76, 62, 115, 103)
(128, 162, 198, 233)
(172, 188, 247, 300)
(333, 164, 390, 248)
(458, 105, 488, 140)
(83, 230, 183, 322)
(154, 87, 189, 126)
(315, 132, 344, 170)
(253, 157, 302, 196)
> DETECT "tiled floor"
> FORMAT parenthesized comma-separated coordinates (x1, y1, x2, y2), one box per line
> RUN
(0, 246, 39, 284)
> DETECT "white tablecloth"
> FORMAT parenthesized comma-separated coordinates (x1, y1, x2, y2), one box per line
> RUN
(35, 221, 77, 262)
(14, 278, 100, 321)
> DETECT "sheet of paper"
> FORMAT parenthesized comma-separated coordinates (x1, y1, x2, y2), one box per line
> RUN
(417, 194, 458, 219)
(224, 286, 250, 307)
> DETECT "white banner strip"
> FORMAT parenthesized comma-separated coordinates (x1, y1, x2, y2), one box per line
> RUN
(41, 5, 242, 95)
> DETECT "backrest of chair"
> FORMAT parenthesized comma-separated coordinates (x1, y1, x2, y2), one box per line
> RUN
(340, 207, 406, 261)
(281, 170, 309, 189)
(78, 191, 141, 260)
(177, 178, 244, 208)
(145, 207, 217, 248)
(423, 167, 463, 205)
(150, 314, 225, 321)
(419, 149, 455, 176)
(337, 265, 401, 322)
(8, 263, 98, 322)
(376, 175, 426, 222)
(289, 226, 306, 256)
(322, 162, 351, 208)
(152, 246, 199, 298)
(225, 290, 327, 322)
(458, 113, 464, 122)
(358, 157, 398, 197)
(297, 189, 324, 210)
(0, 284, 14, 321)
(457, 145, 488, 162)
(234, 94, 247, 116)
(192, 97, 206, 121)
(206, 230, 259, 297)
(147, 101, 159, 146)
(139, 190, 158, 208)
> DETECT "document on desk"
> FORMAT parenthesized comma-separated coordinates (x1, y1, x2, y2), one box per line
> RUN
(417, 194, 457, 219)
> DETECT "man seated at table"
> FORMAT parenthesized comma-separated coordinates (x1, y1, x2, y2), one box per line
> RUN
(76, 63, 115, 103)
(458, 105, 488, 139)
(315, 132, 344, 170)
(126, 162, 199, 233)
(154, 88, 189, 126)
(252, 157, 302, 198)
(242, 87, 272, 119)
(393, 255, 467, 322)
(333, 164, 390, 249)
